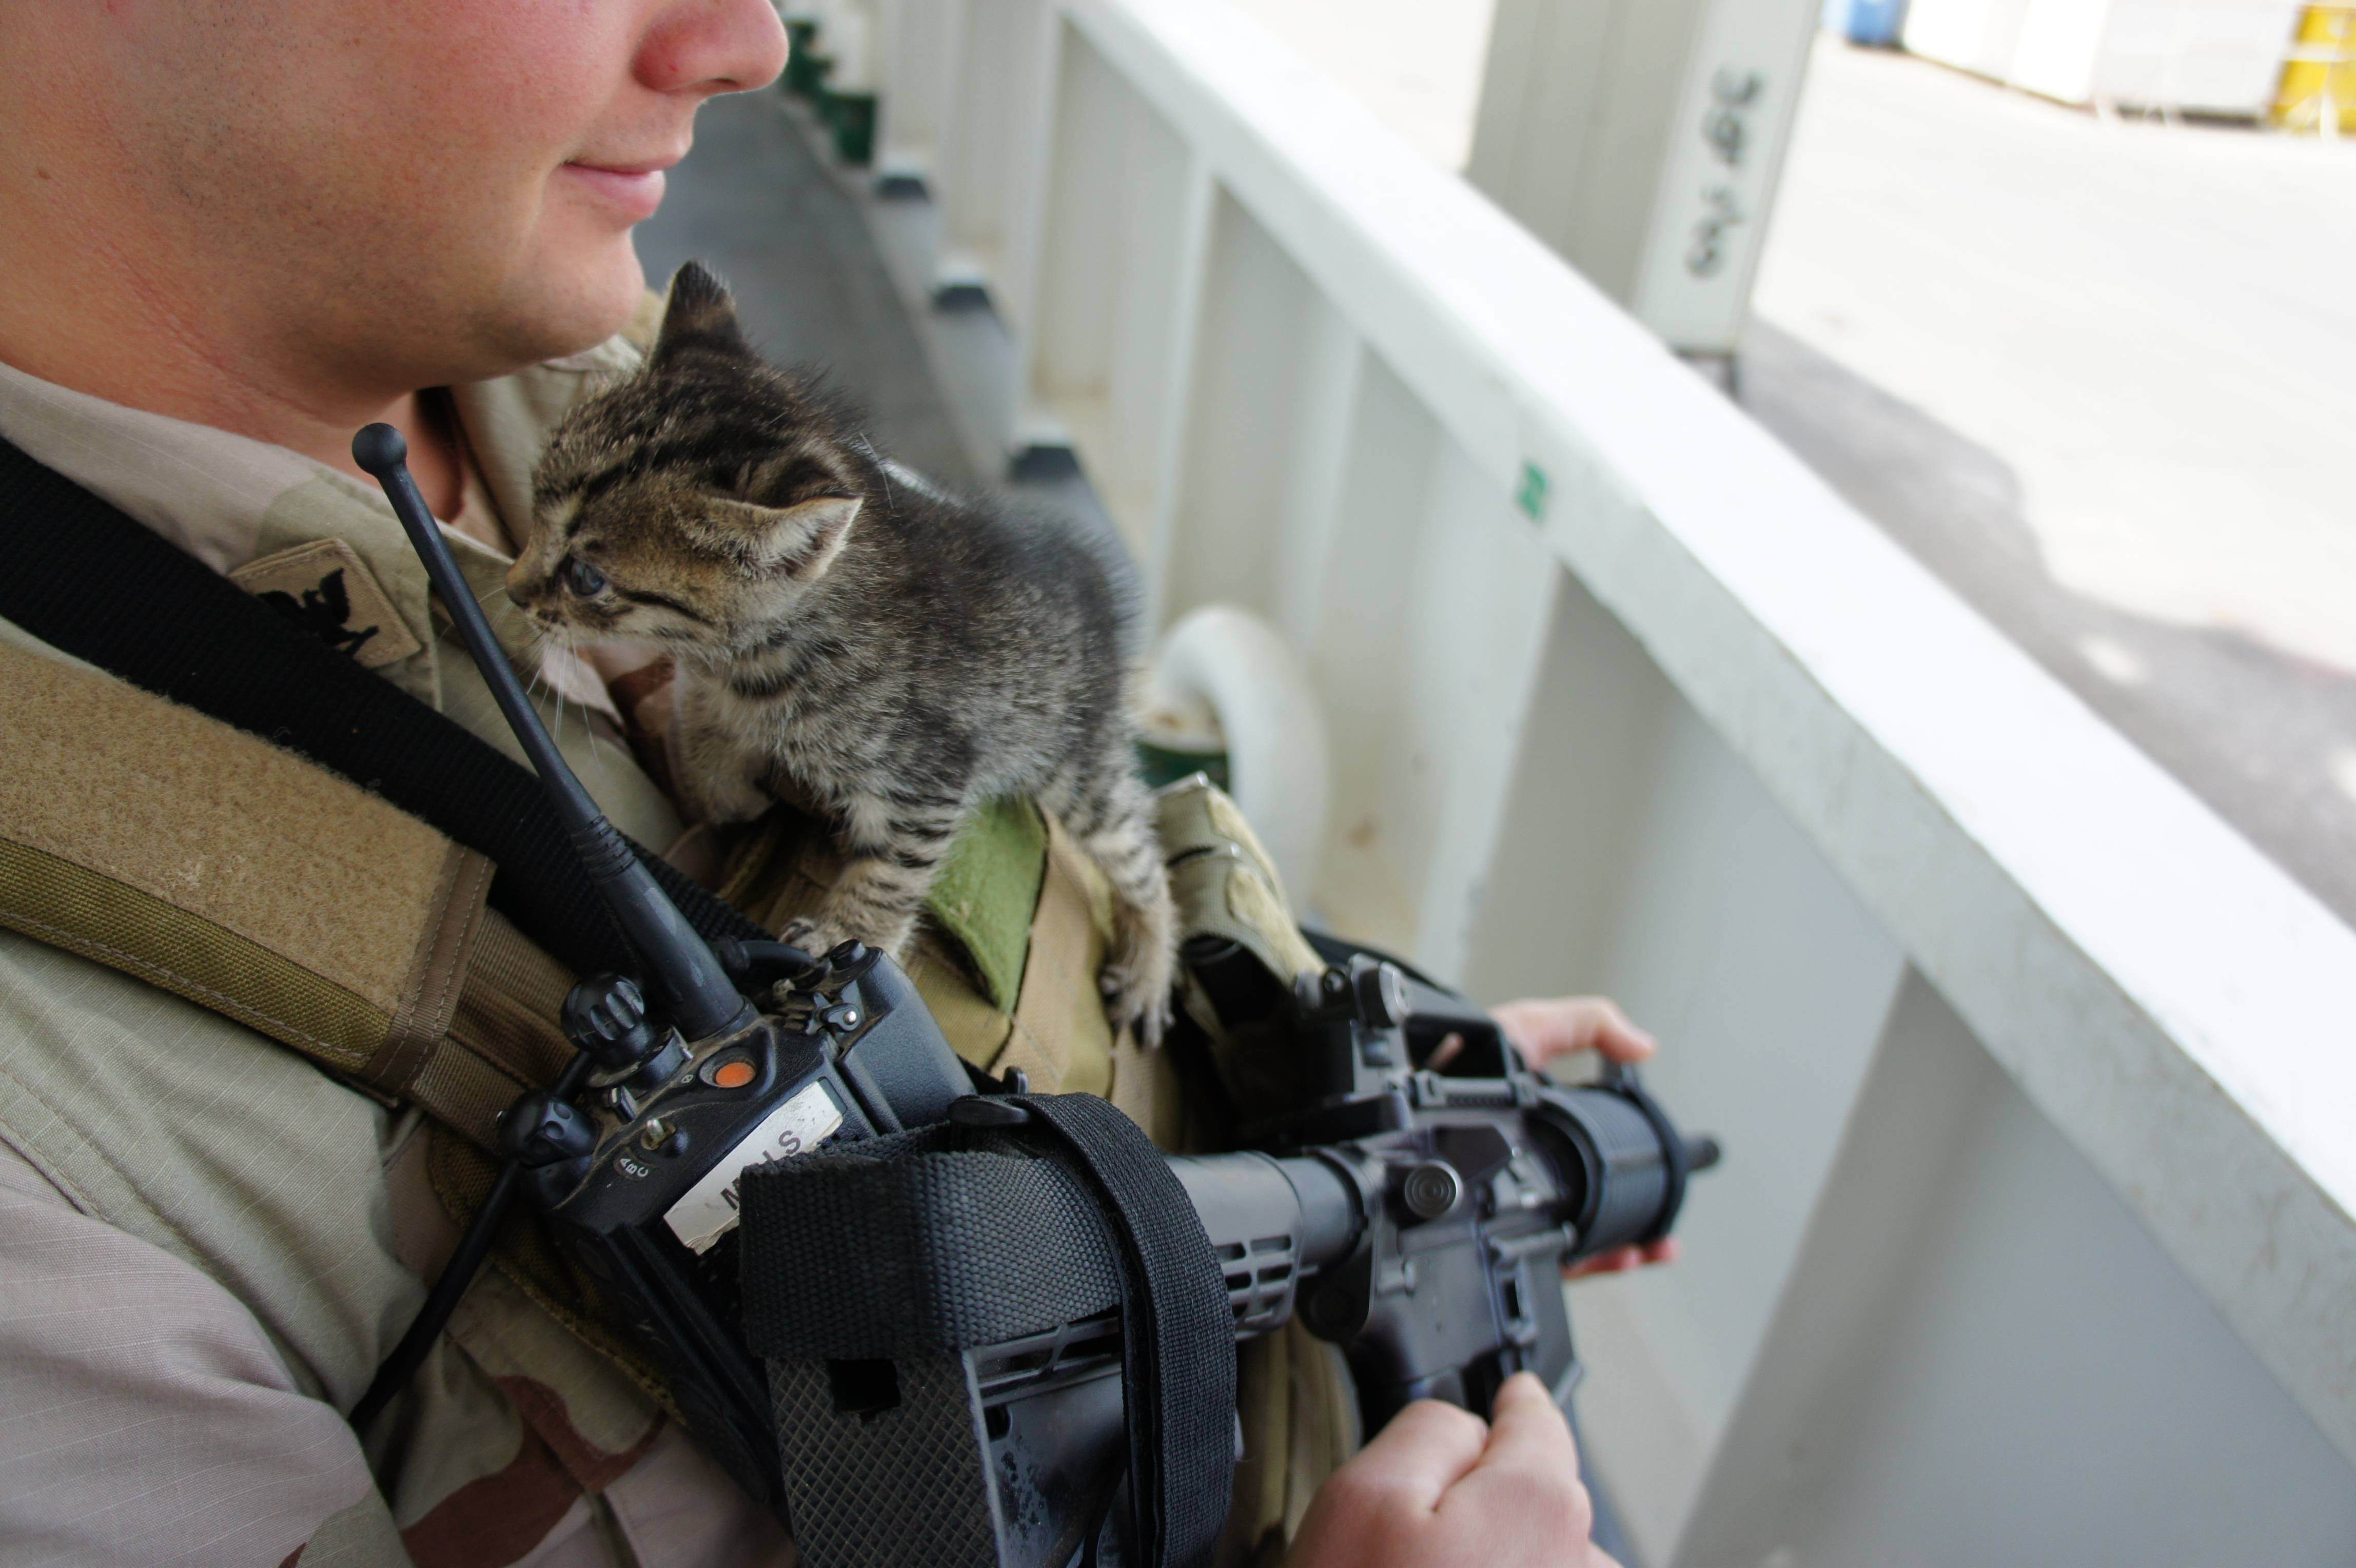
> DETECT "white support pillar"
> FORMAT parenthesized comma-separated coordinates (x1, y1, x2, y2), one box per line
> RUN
(1466, 0, 1820, 358)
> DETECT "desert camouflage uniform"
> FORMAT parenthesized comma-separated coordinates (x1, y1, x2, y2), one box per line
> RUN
(0, 310, 1347, 1568)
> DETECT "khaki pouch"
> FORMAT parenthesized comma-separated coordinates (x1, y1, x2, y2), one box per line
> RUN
(0, 642, 572, 1145)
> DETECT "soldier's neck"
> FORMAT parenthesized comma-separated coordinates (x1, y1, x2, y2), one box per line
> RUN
(0, 260, 464, 522)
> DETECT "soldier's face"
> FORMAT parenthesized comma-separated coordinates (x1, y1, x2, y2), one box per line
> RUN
(61, 0, 786, 391)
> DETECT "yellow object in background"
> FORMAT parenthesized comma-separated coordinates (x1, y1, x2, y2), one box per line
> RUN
(2273, 3, 2356, 133)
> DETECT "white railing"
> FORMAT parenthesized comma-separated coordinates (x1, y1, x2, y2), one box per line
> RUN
(790, 0, 2356, 1558)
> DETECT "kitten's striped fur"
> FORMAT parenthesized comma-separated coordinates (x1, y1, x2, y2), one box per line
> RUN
(510, 263, 1177, 1042)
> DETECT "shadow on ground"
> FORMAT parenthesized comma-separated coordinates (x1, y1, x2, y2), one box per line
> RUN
(1741, 319, 2356, 926)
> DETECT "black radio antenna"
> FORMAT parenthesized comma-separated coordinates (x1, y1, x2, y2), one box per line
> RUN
(352, 423, 745, 1040)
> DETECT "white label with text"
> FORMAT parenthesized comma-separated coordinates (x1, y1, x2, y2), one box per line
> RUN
(663, 1081, 845, 1254)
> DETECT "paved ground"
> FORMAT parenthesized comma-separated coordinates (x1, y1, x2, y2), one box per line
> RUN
(1227, 4, 2356, 925)
(1758, 36, 2356, 680)
(1750, 36, 2356, 924)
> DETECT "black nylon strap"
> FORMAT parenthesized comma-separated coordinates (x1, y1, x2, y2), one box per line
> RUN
(1015, 1092, 1235, 1568)
(0, 434, 765, 977)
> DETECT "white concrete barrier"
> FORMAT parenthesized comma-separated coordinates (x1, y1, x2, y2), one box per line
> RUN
(814, 1, 2356, 1558)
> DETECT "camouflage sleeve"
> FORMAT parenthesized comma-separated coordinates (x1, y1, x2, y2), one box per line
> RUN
(0, 1142, 407, 1567)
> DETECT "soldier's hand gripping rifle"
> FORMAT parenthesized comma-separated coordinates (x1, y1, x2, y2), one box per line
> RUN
(357, 425, 1717, 1568)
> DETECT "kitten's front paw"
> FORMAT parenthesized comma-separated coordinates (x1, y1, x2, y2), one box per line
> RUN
(1099, 942, 1177, 1049)
(781, 912, 915, 964)
(777, 916, 841, 958)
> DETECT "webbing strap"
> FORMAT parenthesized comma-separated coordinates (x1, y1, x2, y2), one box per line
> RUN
(736, 1126, 1126, 1360)
(0, 434, 767, 975)
(1016, 1092, 1235, 1568)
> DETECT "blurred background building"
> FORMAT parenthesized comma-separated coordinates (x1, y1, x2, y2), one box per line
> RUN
(656, 2, 2355, 1559)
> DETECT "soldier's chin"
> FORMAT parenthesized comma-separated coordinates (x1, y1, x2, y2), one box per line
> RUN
(494, 229, 649, 364)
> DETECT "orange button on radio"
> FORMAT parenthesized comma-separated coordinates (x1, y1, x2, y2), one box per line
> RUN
(708, 1058, 756, 1090)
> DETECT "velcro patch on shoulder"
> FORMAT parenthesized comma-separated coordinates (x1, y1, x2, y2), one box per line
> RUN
(231, 538, 422, 669)
(0, 642, 493, 1093)
(925, 796, 1049, 1014)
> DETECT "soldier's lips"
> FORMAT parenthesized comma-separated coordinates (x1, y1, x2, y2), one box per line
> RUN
(559, 161, 670, 221)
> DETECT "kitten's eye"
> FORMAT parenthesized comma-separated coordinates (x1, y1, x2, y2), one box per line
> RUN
(561, 558, 609, 597)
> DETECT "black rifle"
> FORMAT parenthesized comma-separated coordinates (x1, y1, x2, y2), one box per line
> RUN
(356, 425, 1716, 1568)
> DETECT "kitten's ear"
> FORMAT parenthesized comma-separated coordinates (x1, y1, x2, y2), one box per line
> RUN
(744, 494, 862, 582)
(652, 262, 750, 366)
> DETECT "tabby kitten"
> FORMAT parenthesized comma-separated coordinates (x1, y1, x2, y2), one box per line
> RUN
(509, 262, 1177, 1042)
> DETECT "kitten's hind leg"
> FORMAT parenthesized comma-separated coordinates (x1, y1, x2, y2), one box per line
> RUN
(1062, 766, 1178, 1047)
(787, 790, 964, 962)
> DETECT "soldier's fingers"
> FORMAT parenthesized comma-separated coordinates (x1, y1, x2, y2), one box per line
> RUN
(1343, 1398, 1491, 1511)
(1490, 998, 1656, 1068)
(1564, 1237, 1681, 1279)
(1583, 999, 1657, 1064)
(1564, 1245, 1643, 1279)
(1444, 1375, 1595, 1546)
(1468, 1372, 1577, 1476)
